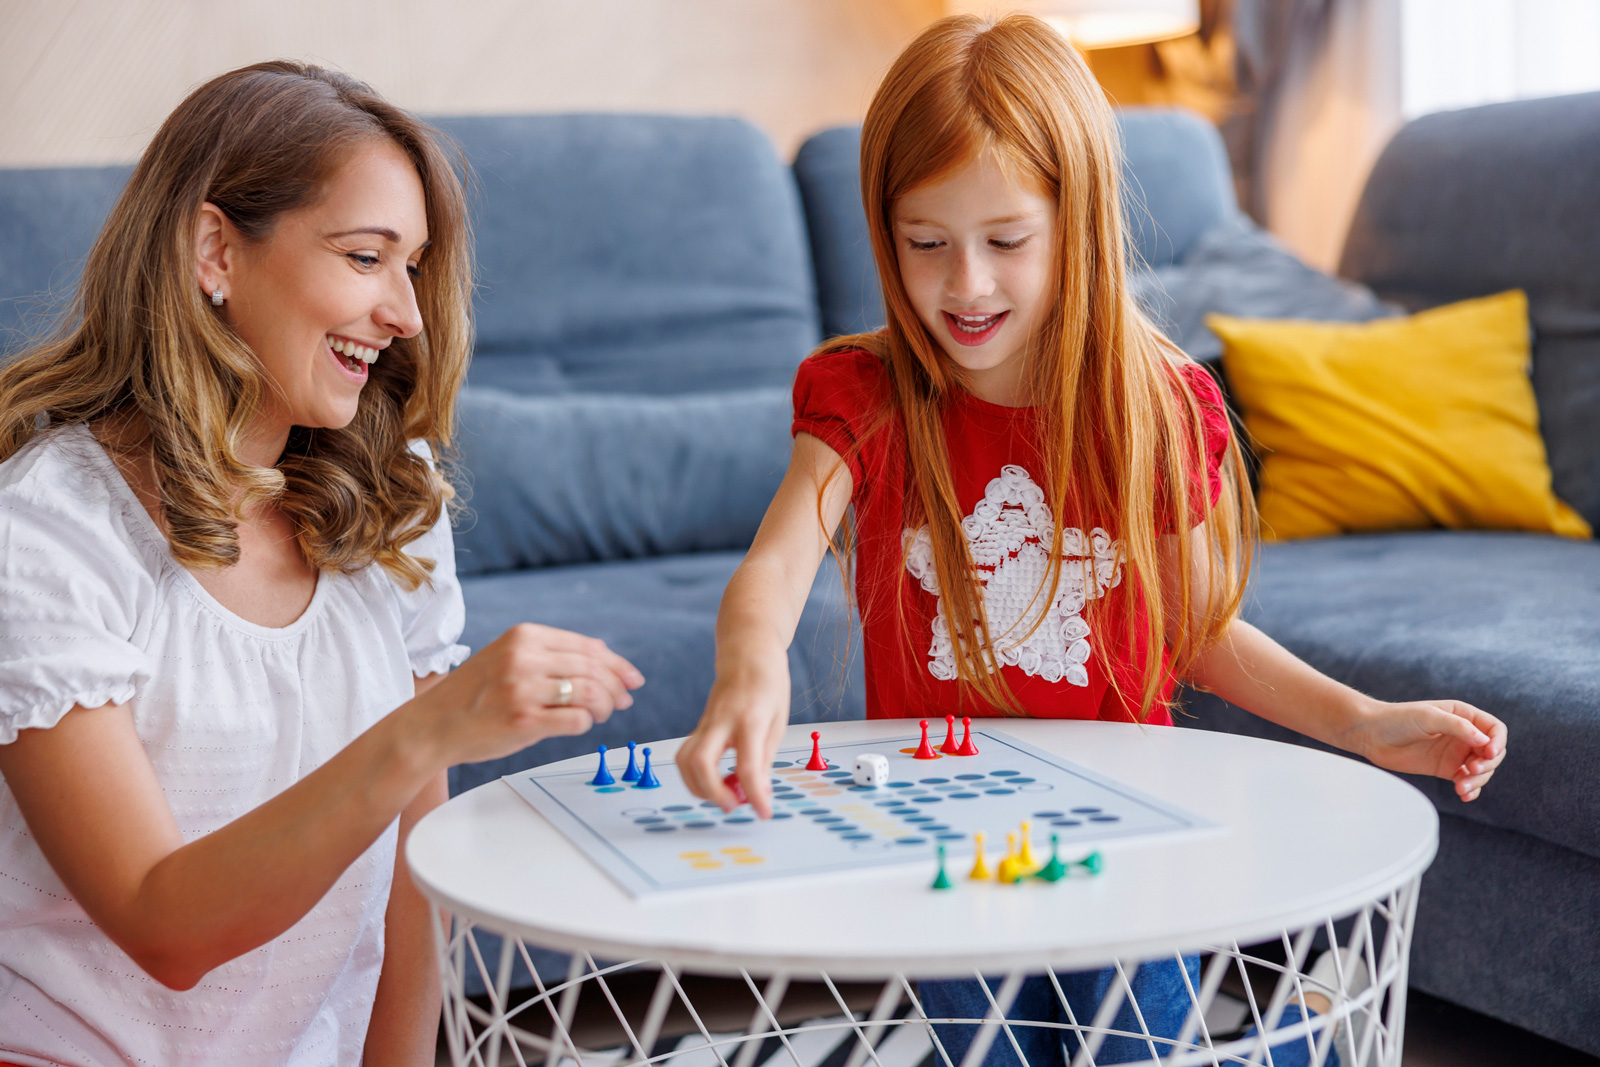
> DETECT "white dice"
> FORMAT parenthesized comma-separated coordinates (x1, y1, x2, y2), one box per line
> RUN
(853, 753, 890, 787)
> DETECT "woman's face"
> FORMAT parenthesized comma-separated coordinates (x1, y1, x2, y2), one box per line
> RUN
(891, 152, 1056, 407)
(202, 138, 428, 437)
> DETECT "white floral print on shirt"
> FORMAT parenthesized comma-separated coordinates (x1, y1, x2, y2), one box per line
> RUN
(904, 464, 1122, 686)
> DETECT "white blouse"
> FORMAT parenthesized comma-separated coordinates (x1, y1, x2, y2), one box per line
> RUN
(0, 425, 469, 1067)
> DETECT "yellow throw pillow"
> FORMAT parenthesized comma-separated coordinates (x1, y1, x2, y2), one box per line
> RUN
(1209, 290, 1591, 542)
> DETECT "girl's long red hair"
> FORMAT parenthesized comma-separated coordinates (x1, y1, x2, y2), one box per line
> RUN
(822, 13, 1256, 720)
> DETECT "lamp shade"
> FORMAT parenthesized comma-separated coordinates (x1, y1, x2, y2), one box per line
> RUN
(946, 1, 1201, 49)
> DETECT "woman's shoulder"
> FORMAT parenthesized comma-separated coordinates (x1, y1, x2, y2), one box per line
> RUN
(2, 424, 120, 511)
(0, 425, 163, 574)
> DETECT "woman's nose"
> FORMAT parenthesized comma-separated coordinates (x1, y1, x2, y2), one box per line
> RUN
(380, 271, 424, 340)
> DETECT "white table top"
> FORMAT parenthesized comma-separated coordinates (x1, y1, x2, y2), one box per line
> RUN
(408, 720, 1437, 979)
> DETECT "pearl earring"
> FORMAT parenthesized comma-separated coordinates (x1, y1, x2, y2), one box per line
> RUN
(210, 288, 225, 307)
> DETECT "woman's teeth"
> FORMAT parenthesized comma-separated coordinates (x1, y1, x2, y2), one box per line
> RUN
(953, 313, 1002, 334)
(328, 336, 378, 365)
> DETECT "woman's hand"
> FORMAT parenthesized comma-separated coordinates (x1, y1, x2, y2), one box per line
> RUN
(1341, 699, 1507, 802)
(676, 648, 792, 819)
(407, 623, 644, 768)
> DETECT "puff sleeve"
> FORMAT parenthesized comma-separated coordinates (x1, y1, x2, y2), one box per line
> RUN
(791, 348, 893, 492)
(396, 443, 471, 677)
(0, 472, 154, 745)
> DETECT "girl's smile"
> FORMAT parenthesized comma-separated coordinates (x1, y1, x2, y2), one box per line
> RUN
(892, 151, 1056, 405)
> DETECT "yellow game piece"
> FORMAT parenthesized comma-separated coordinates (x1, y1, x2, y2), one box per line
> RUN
(996, 832, 1022, 884)
(1017, 821, 1039, 872)
(968, 832, 991, 880)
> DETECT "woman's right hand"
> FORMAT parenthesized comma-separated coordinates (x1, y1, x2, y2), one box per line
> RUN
(675, 648, 791, 819)
(410, 623, 644, 768)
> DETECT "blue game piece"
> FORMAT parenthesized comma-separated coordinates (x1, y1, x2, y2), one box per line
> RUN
(634, 746, 661, 789)
(621, 741, 641, 783)
(589, 744, 615, 786)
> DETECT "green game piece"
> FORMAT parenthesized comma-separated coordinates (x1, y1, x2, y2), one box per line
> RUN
(1075, 850, 1104, 876)
(1033, 834, 1068, 882)
(931, 845, 954, 890)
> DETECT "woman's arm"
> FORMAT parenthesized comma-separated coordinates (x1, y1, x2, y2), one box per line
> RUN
(0, 623, 641, 991)
(363, 673, 450, 1067)
(1165, 529, 1507, 801)
(675, 433, 854, 817)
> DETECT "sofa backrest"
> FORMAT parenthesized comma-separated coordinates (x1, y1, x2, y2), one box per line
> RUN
(0, 165, 134, 355)
(792, 107, 1239, 342)
(1340, 92, 1600, 531)
(0, 114, 822, 397)
(433, 114, 820, 396)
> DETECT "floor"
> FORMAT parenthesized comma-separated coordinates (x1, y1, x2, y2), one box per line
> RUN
(435, 986, 1600, 1066)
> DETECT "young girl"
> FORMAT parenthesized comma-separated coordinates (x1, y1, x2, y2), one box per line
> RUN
(676, 14, 1506, 1066)
(0, 64, 639, 1065)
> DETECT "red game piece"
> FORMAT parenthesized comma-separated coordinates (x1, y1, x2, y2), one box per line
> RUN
(806, 730, 829, 771)
(939, 714, 960, 754)
(722, 771, 748, 805)
(913, 719, 940, 759)
(957, 716, 980, 756)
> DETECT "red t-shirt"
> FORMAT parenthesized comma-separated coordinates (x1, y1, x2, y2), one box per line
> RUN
(791, 348, 1232, 725)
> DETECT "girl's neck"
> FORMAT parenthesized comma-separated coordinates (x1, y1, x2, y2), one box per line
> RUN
(961, 356, 1032, 408)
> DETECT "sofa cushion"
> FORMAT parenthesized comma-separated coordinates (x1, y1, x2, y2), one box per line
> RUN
(1181, 531, 1600, 864)
(1134, 215, 1398, 365)
(1210, 291, 1590, 542)
(431, 114, 820, 395)
(449, 553, 864, 797)
(451, 385, 792, 575)
(1340, 92, 1600, 531)
(0, 165, 133, 356)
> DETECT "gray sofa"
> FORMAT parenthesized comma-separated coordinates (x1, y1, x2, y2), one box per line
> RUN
(3, 99, 1596, 1053)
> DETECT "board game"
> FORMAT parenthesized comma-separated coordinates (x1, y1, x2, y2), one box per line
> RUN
(503, 724, 1216, 897)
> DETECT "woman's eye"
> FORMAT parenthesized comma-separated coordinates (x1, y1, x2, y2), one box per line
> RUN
(991, 237, 1030, 251)
(348, 253, 380, 269)
(907, 239, 942, 252)
(406, 263, 422, 280)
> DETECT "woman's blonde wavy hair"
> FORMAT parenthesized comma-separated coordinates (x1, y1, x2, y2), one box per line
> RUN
(0, 60, 472, 590)
(822, 14, 1256, 720)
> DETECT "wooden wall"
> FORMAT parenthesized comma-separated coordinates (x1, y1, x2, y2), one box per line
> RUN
(0, 0, 942, 167)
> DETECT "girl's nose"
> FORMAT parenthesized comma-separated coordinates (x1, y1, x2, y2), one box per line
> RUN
(946, 245, 995, 304)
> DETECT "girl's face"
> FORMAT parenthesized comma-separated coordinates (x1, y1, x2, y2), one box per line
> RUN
(200, 139, 428, 444)
(892, 152, 1056, 407)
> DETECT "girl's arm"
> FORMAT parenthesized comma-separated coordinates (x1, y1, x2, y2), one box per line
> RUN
(1166, 530, 1507, 801)
(0, 624, 642, 991)
(363, 672, 450, 1067)
(675, 433, 854, 818)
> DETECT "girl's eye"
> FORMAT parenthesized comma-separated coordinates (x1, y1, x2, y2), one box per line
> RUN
(907, 239, 943, 252)
(407, 263, 422, 280)
(991, 237, 1030, 251)
(348, 253, 380, 269)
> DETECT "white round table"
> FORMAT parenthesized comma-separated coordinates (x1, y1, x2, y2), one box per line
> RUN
(410, 720, 1437, 1067)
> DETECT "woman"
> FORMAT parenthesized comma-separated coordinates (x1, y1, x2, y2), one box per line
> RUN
(0, 62, 641, 1065)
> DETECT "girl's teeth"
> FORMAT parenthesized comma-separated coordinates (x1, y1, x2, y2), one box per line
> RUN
(954, 313, 999, 333)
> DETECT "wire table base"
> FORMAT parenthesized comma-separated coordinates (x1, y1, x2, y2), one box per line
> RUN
(433, 873, 1420, 1067)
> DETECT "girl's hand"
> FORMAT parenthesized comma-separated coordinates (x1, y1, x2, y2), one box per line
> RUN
(1344, 699, 1507, 802)
(410, 623, 644, 768)
(676, 651, 792, 819)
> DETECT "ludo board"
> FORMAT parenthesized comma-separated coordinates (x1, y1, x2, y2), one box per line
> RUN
(503, 727, 1215, 897)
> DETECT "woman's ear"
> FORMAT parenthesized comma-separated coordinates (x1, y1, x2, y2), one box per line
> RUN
(194, 202, 233, 304)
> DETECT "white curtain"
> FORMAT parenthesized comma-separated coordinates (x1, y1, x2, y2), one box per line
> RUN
(1254, 0, 1402, 272)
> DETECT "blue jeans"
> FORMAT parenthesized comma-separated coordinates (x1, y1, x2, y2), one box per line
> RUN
(918, 957, 1337, 1067)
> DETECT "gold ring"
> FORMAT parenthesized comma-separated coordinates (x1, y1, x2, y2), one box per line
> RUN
(553, 677, 574, 706)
